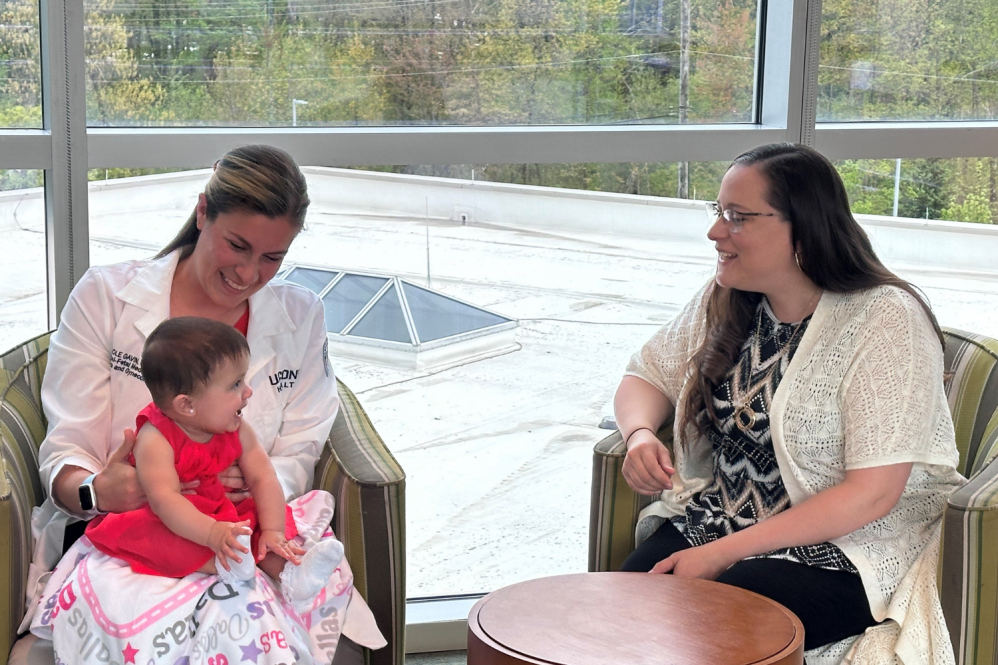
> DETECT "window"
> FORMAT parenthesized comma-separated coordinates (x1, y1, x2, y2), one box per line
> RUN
(88, 168, 202, 266)
(83, 156, 998, 595)
(82, 161, 717, 595)
(836, 157, 998, 224)
(83, 0, 760, 126)
(0, 169, 45, 351)
(0, 0, 42, 127)
(834, 157, 998, 337)
(819, 0, 998, 121)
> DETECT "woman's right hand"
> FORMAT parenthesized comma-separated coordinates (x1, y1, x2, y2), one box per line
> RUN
(622, 429, 675, 495)
(92, 428, 199, 513)
(92, 428, 146, 513)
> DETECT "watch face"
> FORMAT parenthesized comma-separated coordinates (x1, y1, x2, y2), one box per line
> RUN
(79, 483, 96, 512)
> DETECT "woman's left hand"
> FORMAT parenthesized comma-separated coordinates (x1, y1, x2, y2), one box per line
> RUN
(650, 542, 738, 580)
(218, 464, 251, 503)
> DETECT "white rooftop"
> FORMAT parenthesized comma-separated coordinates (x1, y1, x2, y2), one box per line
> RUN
(2, 169, 997, 597)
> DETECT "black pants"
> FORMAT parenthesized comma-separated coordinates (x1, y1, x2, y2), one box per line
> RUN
(63, 519, 89, 555)
(621, 520, 877, 650)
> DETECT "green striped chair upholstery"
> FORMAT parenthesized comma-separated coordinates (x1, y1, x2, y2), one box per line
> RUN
(940, 329, 998, 665)
(315, 382, 407, 665)
(589, 327, 998, 665)
(0, 333, 49, 664)
(1, 332, 406, 665)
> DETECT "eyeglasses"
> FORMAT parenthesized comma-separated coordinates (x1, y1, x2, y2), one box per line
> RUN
(705, 201, 778, 233)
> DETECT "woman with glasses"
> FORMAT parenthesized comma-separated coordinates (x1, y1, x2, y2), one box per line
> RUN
(614, 143, 963, 663)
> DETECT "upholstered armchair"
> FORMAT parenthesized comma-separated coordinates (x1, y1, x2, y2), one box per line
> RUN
(0, 331, 406, 665)
(589, 328, 998, 665)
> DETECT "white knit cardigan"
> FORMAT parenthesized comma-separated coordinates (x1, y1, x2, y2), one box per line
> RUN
(626, 283, 965, 665)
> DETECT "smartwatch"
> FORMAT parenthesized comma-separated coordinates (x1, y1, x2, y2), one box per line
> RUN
(79, 473, 99, 513)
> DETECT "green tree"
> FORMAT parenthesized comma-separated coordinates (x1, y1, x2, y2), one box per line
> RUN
(0, 0, 41, 127)
(86, 0, 166, 124)
(941, 158, 996, 224)
(898, 159, 949, 220)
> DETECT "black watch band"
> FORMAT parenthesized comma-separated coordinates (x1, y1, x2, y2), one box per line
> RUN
(79, 473, 99, 513)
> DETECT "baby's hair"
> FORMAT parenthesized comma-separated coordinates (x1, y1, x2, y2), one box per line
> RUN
(141, 317, 250, 410)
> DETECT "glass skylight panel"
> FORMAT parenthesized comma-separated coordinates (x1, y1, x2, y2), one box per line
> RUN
(322, 275, 387, 333)
(285, 267, 337, 294)
(346, 285, 412, 344)
(402, 282, 510, 342)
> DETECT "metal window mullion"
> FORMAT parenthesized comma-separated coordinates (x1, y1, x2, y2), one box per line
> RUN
(40, 0, 89, 327)
(85, 123, 998, 168)
(815, 122, 998, 160)
(797, 0, 823, 146)
(0, 131, 52, 168)
(757, 0, 811, 143)
(751, 0, 768, 124)
(87, 126, 789, 168)
(394, 279, 420, 346)
(340, 280, 394, 336)
(318, 271, 345, 298)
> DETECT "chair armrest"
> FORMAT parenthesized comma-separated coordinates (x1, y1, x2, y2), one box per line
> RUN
(314, 379, 406, 665)
(588, 419, 674, 572)
(0, 336, 50, 664)
(940, 452, 998, 665)
(0, 458, 32, 665)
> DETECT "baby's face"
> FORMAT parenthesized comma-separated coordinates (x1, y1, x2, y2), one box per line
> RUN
(188, 353, 253, 435)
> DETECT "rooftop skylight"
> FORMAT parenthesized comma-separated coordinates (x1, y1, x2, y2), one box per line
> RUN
(279, 265, 518, 369)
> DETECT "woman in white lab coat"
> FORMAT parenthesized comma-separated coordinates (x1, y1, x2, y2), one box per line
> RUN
(25, 145, 383, 663)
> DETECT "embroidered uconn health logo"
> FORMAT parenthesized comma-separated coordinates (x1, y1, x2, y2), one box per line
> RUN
(110, 348, 144, 381)
(269, 368, 299, 393)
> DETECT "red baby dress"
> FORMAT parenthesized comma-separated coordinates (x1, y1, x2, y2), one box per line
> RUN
(85, 402, 297, 577)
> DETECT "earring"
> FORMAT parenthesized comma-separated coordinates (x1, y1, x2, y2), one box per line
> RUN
(795, 252, 804, 272)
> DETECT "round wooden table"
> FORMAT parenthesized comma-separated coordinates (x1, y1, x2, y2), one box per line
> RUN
(467, 572, 804, 665)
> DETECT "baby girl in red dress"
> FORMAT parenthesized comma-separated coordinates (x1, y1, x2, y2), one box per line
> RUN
(86, 316, 342, 613)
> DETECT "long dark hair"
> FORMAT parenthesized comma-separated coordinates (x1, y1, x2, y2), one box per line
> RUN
(157, 144, 310, 260)
(678, 143, 944, 446)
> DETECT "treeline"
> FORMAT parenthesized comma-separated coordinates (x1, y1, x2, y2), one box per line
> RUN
(819, 0, 998, 121)
(0, 0, 754, 126)
(0, 0, 996, 223)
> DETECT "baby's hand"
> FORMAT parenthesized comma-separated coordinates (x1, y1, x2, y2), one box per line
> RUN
(207, 520, 252, 570)
(257, 529, 305, 564)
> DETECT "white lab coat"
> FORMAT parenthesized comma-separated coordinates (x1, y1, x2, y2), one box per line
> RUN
(21, 249, 341, 627)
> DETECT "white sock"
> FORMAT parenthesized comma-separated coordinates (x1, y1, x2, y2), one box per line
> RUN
(280, 538, 344, 614)
(215, 534, 256, 585)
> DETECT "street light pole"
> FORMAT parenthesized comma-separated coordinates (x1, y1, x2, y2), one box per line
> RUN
(891, 159, 901, 217)
(292, 99, 308, 126)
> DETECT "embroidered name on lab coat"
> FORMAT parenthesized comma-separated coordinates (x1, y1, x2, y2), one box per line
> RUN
(269, 369, 299, 393)
(110, 348, 144, 381)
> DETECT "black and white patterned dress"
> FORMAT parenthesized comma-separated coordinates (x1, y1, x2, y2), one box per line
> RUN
(670, 299, 858, 574)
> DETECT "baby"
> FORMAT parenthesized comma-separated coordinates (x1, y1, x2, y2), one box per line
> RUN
(85, 316, 342, 613)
